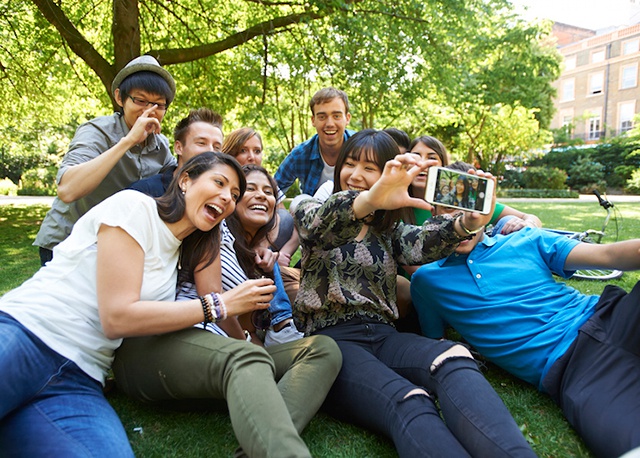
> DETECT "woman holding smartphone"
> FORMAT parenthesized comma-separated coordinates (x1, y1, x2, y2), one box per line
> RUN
(292, 129, 535, 458)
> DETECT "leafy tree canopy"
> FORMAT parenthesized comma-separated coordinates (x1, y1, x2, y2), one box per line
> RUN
(0, 0, 562, 182)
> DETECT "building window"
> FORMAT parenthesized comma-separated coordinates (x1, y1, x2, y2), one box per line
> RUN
(591, 49, 605, 63)
(619, 102, 636, 133)
(562, 114, 573, 126)
(623, 39, 639, 55)
(564, 55, 576, 71)
(588, 116, 601, 140)
(589, 72, 604, 95)
(562, 78, 575, 101)
(621, 63, 638, 89)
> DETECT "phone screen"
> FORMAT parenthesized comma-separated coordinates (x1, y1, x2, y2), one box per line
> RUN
(429, 168, 489, 212)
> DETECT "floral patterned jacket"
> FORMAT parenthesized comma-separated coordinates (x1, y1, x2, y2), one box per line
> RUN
(293, 191, 466, 335)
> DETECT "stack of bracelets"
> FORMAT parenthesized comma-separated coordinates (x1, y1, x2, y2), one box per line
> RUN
(198, 293, 228, 324)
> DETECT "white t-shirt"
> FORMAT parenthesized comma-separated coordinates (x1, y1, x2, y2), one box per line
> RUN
(0, 190, 180, 384)
(319, 160, 334, 191)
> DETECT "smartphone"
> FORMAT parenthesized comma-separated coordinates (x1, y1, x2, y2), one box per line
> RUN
(425, 166, 494, 215)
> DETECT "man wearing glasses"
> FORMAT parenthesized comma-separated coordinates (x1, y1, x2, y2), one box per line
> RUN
(34, 55, 177, 265)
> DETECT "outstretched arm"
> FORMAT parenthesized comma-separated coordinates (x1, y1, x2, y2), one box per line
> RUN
(565, 239, 640, 272)
(352, 154, 435, 218)
(353, 154, 496, 235)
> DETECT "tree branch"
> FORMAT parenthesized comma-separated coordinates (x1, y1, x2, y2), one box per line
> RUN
(149, 11, 325, 64)
(30, 0, 113, 91)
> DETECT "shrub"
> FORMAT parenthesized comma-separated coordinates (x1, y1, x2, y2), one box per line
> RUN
(626, 168, 640, 194)
(499, 169, 525, 189)
(0, 178, 18, 196)
(521, 166, 567, 190)
(18, 166, 57, 196)
(497, 188, 579, 198)
(567, 157, 606, 194)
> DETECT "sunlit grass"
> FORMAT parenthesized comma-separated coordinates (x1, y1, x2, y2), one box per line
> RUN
(1, 200, 638, 457)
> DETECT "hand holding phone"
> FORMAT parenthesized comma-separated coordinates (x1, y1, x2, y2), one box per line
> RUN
(424, 166, 494, 215)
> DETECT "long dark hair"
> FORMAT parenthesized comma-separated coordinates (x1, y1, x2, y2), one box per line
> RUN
(333, 129, 411, 233)
(409, 135, 449, 165)
(225, 165, 278, 279)
(405, 135, 451, 224)
(452, 175, 470, 206)
(157, 152, 246, 280)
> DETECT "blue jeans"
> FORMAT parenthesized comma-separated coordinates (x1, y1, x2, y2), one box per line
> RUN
(269, 263, 294, 326)
(0, 312, 133, 457)
(316, 318, 535, 458)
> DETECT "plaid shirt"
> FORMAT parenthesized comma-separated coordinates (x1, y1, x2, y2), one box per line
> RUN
(274, 130, 355, 196)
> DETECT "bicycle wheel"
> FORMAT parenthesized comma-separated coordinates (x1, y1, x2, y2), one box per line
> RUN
(573, 268, 623, 281)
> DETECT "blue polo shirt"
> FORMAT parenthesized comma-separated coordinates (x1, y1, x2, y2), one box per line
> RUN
(411, 228, 599, 390)
(274, 130, 355, 196)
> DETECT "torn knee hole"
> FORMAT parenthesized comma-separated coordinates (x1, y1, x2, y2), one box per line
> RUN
(430, 345, 473, 373)
(403, 388, 430, 400)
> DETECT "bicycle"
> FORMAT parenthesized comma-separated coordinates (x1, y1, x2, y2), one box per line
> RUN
(547, 190, 623, 281)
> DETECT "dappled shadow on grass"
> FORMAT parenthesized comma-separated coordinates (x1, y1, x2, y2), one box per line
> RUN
(0, 205, 48, 293)
(483, 363, 593, 458)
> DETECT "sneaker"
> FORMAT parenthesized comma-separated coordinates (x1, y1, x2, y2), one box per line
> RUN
(264, 321, 304, 347)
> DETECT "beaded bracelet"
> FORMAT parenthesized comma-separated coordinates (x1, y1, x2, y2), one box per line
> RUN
(211, 293, 228, 321)
(199, 295, 214, 323)
(204, 294, 218, 321)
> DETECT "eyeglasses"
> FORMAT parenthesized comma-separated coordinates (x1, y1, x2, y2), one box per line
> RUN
(128, 96, 168, 111)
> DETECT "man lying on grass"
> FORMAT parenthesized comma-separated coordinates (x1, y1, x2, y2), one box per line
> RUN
(411, 199, 640, 458)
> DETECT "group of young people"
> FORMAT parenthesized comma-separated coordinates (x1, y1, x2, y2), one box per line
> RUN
(1, 57, 639, 458)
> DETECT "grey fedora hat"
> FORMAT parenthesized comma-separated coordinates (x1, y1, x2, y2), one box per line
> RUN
(111, 55, 176, 98)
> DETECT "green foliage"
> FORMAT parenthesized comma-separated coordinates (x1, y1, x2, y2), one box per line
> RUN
(0, 141, 62, 186)
(497, 188, 579, 198)
(18, 166, 58, 196)
(626, 168, 640, 194)
(551, 125, 584, 147)
(566, 157, 606, 194)
(1, 0, 561, 182)
(534, 137, 640, 190)
(454, 103, 553, 174)
(593, 137, 640, 188)
(499, 169, 525, 189)
(521, 166, 567, 190)
(0, 179, 19, 196)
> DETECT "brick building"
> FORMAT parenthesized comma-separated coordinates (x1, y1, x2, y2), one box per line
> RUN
(550, 22, 640, 142)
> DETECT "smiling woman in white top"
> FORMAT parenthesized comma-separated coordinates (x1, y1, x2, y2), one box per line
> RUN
(0, 152, 302, 455)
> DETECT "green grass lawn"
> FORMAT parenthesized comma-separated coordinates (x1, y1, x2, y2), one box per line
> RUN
(1, 200, 639, 457)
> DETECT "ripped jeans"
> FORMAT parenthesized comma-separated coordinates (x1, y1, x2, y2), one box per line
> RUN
(315, 317, 535, 458)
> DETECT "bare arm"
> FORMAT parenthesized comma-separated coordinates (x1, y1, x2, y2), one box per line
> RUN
(494, 205, 542, 235)
(193, 254, 246, 340)
(564, 239, 640, 272)
(58, 106, 162, 203)
(96, 225, 274, 339)
(277, 229, 299, 267)
(353, 155, 495, 235)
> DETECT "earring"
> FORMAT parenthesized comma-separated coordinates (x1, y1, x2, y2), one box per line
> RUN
(181, 187, 186, 195)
